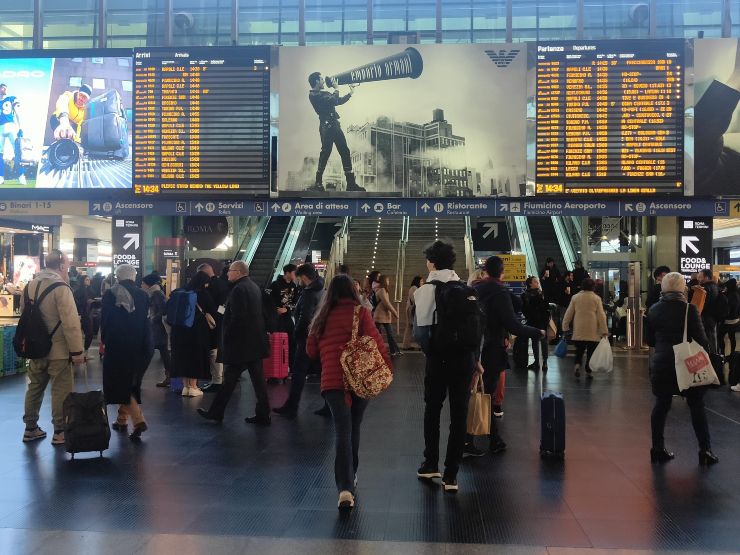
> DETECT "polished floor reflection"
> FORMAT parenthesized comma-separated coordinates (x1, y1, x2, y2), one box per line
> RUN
(0, 347, 739, 553)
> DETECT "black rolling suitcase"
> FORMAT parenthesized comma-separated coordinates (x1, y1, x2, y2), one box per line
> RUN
(539, 358, 565, 459)
(512, 335, 529, 369)
(63, 365, 110, 459)
(727, 352, 739, 386)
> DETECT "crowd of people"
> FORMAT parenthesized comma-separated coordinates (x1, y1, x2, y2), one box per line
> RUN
(13, 244, 739, 509)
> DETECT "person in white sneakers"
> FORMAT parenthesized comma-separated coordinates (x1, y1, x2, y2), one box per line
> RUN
(21, 250, 84, 445)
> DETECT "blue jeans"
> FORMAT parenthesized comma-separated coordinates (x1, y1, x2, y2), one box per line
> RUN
(376, 322, 400, 354)
(324, 390, 368, 493)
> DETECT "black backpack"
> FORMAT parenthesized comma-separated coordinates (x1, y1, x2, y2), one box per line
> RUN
(14, 280, 67, 359)
(429, 280, 483, 354)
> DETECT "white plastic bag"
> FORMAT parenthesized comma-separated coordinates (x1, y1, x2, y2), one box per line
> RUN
(590, 337, 613, 373)
(674, 304, 719, 391)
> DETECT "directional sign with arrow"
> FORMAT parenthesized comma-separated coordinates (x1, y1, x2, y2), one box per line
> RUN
(678, 217, 712, 279)
(732, 200, 740, 218)
(112, 217, 143, 276)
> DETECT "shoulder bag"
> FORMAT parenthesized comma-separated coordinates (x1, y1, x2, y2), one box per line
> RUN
(340, 305, 393, 399)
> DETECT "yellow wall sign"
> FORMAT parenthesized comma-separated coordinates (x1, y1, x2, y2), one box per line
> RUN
(498, 254, 527, 282)
(730, 200, 740, 217)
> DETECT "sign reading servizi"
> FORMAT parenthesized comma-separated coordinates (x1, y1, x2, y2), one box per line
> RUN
(112, 217, 143, 277)
(678, 217, 713, 279)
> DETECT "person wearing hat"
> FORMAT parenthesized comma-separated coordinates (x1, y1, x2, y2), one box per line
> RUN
(141, 273, 171, 388)
(51, 84, 92, 141)
(101, 264, 153, 442)
(0, 82, 26, 185)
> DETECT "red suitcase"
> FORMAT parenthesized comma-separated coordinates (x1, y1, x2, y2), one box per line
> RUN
(263, 332, 289, 382)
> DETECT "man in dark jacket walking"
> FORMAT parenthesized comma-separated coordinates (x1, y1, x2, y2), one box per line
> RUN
(198, 261, 271, 425)
(540, 258, 561, 304)
(646, 266, 670, 310)
(471, 256, 544, 455)
(197, 263, 230, 392)
(273, 263, 324, 418)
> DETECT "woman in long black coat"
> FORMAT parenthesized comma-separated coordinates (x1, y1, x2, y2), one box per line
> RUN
(646, 272, 718, 466)
(170, 271, 218, 397)
(101, 265, 153, 442)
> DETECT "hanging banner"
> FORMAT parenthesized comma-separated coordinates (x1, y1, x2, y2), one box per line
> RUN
(112, 216, 143, 277)
(678, 217, 713, 279)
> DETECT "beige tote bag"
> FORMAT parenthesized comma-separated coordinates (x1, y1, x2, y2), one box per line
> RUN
(466, 373, 491, 436)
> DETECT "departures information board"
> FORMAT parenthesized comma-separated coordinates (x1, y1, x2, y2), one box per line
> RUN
(535, 40, 684, 195)
(133, 46, 271, 195)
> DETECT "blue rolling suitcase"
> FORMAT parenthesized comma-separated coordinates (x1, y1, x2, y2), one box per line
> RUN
(539, 358, 565, 459)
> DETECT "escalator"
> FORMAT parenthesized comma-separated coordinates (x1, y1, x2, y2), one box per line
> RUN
(247, 217, 292, 289)
(527, 217, 566, 275)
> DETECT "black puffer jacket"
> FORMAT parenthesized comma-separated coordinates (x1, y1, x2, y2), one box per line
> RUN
(521, 288, 551, 328)
(646, 298, 709, 396)
(475, 279, 542, 372)
(294, 277, 325, 339)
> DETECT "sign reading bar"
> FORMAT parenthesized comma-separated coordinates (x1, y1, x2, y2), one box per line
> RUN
(112, 217, 143, 277)
(678, 217, 713, 279)
(133, 46, 271, 196)
(535, 40, 684, 196)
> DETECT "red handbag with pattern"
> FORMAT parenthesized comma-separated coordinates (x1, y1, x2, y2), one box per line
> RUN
(340, 305, 393, 399)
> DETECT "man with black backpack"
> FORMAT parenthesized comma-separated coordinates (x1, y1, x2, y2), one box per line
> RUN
(17, 250, 84, 445)
(700, 269, 726, 354)
(413, 240, 482, 493)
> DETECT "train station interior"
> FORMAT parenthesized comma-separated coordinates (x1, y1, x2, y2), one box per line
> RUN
(1, 1, 740, 554)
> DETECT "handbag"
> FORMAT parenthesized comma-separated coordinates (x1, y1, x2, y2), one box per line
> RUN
(340, 305, 393, 399)
(674, 303, 719, 391)
(554, 337, 568, 358)
(546, 319, 558, 341)
(466, 373, 491, 436)
(197, 304, 216, 330)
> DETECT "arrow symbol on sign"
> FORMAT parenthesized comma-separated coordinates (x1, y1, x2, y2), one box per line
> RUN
(421, 203, 430, 213)
(123, 233, 140, 250)
(482, 223, 499, 239)
(272, 202, 281, 212)
(195, 202, 204, 212)
(361, 203, 370, 213)
(681, 236, 700, 254)
(624, 203, 634, 212)
(93, 203, 101, 211)
(499, 204, 508, 212)
(735, 202, 740, 212)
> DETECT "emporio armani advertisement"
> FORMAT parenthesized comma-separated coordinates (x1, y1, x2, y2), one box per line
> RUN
(275, 43, 528, 198)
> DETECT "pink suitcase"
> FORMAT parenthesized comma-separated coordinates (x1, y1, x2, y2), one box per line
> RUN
(263, 332, 289, 382)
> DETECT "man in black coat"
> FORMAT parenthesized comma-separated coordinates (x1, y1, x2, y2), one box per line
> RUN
(572, 260, 588, 293)
(273, 263, 324, 418)
(471, 257, 544, 455)
(699, 269, 721, 354)
(198, 261, 271, 425)
(646, 266, 670, 310)
(197, 263, 230, 393)
(540, 258, 561, 304)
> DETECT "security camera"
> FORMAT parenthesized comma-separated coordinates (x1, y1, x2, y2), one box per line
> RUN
(174, 12, 194, 31)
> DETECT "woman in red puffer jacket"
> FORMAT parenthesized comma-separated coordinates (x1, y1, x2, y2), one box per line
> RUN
(307, 274, 392, 511)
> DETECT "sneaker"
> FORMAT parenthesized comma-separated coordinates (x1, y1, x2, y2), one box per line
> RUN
(51, 431, 65, 446)
(338, 490, 355, 509)
(527, 363, 538, 370)
(18, 175, 26, 185)
(416, 462, 442, 479)
(489, 437, 507, 454)
(156, 378, 171, 388)
(730, 384, 740, 392)
(22, 427, 47, 443)
(441, 476, 458, 493)
(493, 405, 504, 418)
(189, 387, 204, 398)
(181, 386, 191, 397)
(463, 442, 486, 458)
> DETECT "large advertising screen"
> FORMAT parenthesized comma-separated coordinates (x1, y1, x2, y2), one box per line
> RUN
(0, 50, 132, 191)
(692, 38, 740, 197)
(275, 43, 528, 198)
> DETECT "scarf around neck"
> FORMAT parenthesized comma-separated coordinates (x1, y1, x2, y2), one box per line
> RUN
(111, 283, 135, 313)
(661, 290, 687, 303)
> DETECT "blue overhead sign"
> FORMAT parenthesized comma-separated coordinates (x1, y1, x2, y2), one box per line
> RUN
(620, 199, 728, 217)
(269, 200, 356, 216)
(359, 199, 417, 217)
(417, 199, 495, 217)
(89, 200, 267, 216)
(496, 199, 620, 217)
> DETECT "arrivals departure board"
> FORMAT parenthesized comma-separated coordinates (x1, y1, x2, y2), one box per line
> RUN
(133, 46, 271, 195)
(535, 40, 684, 195)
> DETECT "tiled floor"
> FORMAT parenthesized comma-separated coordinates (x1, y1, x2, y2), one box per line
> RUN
(1, 346, 739, 554)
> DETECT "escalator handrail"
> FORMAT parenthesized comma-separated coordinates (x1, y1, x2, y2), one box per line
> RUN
(244, 217, 270, 265)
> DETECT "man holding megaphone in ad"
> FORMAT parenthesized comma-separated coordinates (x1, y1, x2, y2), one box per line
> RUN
(307, 71, 365, 193)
